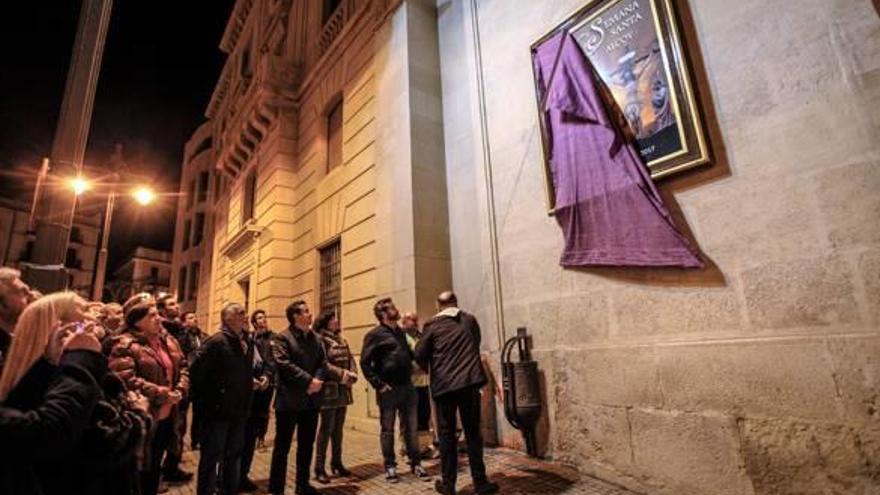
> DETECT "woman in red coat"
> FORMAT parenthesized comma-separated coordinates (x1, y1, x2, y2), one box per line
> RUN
(109, 293, 189, 495)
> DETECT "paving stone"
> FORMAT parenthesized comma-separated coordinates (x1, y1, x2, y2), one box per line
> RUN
(167, 417, 639, 495)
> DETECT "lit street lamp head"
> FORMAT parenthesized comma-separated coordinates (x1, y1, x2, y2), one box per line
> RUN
(70, 177, 90, 196)
(133, 186, 156, 205)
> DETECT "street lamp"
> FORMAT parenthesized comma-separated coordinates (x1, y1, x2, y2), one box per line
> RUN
(69, 177, 159, 301)
(132, 186, 156, 206)
(70, 177, 90, 196)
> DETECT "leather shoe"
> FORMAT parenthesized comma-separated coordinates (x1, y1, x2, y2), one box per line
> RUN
(314, 470, 330, 484)
(295, 484, 321, 495)
(331, 464, 351, 477)
(163, 468, 193, 483)
(434, 479, 456, 495)
(474, 481, 500, 494)
(239, 477, 258, 492)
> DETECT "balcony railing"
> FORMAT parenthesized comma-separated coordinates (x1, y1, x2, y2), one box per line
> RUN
(307, 0, 358, 69)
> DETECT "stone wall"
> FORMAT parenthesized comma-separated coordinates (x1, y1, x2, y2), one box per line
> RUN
(437, 0, 880, 494)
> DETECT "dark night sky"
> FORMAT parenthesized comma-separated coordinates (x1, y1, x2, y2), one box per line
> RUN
(0, 1, 234, 273)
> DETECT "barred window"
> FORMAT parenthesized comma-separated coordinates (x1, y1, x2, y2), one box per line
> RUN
(319, 240, 341, 318)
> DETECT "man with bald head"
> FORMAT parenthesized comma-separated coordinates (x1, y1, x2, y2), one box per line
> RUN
(415, 291, 498, 495)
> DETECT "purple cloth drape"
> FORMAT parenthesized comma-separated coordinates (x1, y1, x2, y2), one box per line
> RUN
(532, 32, 702, 268)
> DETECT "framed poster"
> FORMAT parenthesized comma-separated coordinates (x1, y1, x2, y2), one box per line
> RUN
(532, 0, 710, 211)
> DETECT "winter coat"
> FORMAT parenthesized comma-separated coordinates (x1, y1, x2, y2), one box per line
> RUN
(189, 327, 254, 420)
(0, 350, 147, 495)
(415, 309, 487, 398)
(319, 330, 356, 409)
(360, 323, 413, 390)
(271, 326, 342, 412)
(108, 327, 189, 420)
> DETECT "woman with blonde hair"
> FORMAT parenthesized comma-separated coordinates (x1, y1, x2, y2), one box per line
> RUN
(0, 291, 86, 403)
(0, 291, 133, 495)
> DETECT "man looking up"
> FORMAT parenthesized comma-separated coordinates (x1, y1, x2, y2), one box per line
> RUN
(268, 300, 342, 495)
(190, 303, 254, 495)
(361, 297, 430, 483)
(415, 291, 499, 495)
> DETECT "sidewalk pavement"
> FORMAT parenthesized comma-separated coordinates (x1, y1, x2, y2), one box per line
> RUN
(167, 427, 640, 495)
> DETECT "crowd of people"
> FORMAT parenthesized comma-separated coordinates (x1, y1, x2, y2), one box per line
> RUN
(0, 265, 499, 495)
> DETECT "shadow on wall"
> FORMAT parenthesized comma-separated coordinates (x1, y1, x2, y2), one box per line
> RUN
(568, 0, 732, 289)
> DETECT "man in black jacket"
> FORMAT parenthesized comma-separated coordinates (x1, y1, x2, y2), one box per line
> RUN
(189, 303, 254, 495)
(415, 292, 499, 495)
(361, 297, 430, 483)
(268, 300, 342, 495)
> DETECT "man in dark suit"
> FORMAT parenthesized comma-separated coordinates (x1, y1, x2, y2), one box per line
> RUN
(268, 301, 343, 495)
(415, 291, 499, 495)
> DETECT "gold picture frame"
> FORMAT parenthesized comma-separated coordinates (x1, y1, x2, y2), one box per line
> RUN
(532, 0, 710, 212)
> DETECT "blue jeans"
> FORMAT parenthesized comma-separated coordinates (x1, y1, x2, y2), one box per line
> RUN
(197, 418, 247, 495)
(377, 384, 420, 468)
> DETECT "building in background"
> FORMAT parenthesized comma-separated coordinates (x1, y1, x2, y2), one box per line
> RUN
(172, 0, 880, 493)
(0, 197, 101, 297)
(183, 0, 451, 432)
(170, 122, 221, 326)
(106, 246, 172, 302)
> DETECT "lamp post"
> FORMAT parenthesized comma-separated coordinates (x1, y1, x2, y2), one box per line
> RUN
(91, 187, 116, 301)
(70, 178, 155, 301)
(25, 0, 113, 293)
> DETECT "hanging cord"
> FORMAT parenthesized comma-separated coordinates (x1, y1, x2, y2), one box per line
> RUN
(469, 0, 547, 351)
(469, 0, 506, 350)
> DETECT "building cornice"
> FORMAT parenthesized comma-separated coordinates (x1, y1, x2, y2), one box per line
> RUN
(220, 221, 263, 258)
(220, 0, 255, 54)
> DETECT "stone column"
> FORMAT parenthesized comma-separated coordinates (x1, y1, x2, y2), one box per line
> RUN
(373, 0, 452, 319)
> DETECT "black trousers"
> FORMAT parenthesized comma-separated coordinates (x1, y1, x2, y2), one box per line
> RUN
(314, 406, 348, 472)
(142, 417, 174, 495)
(163, 401, 187, 474)
(240, 409, 271, 481)
(416, 386, 431, 432)
(378, 384, 420, 469)
(435, 385, 487, 487)
(197, 417, 247, 495)
(268, 409, 320, 493)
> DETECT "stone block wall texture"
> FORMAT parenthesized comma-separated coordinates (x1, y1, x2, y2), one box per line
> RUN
(436, 0, 880, 494)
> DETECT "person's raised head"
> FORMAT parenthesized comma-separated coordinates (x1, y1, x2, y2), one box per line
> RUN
(250, 309, 267, 330)
(0, 267, 31, 329)
(0, 291, 85, 400)
(373, 297, 400, 325)
(221, 303, 247, 333)
(314, 310, 339, 334)
(401, 312, 419, 329)
(155, 292, 180, 319)
(123, 293, 160, 335)
(181, 311, 198, 328)
(436, 291, 458, 309)
(285, 300, 312, 330)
